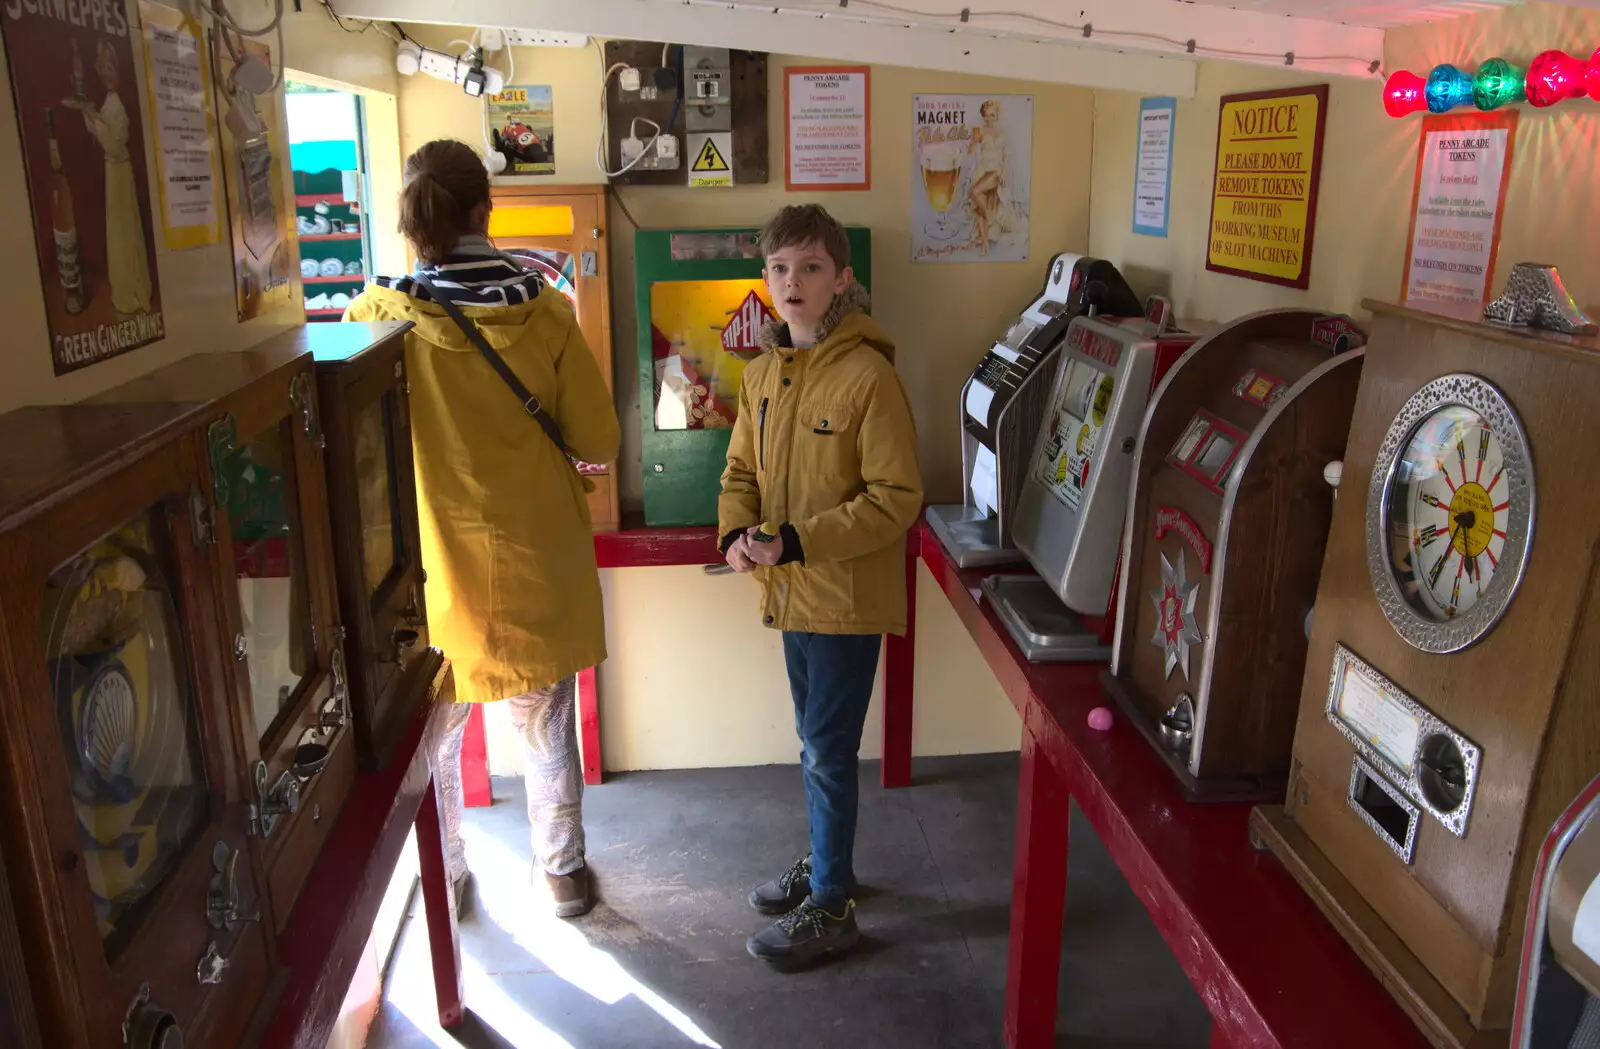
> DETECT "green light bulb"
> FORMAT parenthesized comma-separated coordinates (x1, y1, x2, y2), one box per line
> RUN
(1473, 57, 1527, 110)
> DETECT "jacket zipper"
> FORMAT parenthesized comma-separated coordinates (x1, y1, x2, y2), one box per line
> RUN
(758, 396, 769, 471)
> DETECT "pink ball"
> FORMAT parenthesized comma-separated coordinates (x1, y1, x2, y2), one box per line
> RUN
(1087, 707, 1114, 732)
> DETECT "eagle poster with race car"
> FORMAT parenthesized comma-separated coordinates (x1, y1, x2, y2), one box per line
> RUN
(489, 85, 555, 176)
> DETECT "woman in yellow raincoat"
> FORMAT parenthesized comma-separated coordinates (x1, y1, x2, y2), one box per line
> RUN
(344, 139, 619, 918)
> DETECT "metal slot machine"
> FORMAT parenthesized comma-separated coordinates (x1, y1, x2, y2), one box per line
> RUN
(1103, 310, 1367, 803)
(636, 227, 873, 527)
(924, 254, 1141, 568)
(984, 301, 1200, 662)
(1514, 773, 1600, 1049)
(487, 186, 619, 532)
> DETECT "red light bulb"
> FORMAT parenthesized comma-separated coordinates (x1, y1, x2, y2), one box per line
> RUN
(1384, 69, 1428, 117)
(1527, 49, 1589, 107)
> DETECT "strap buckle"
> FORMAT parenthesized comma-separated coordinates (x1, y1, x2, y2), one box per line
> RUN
(523, 395, 542, 416)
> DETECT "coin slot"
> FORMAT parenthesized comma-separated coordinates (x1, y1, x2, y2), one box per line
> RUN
(1348, 757, 1418, 864)
(1418, 732, 1468, 814)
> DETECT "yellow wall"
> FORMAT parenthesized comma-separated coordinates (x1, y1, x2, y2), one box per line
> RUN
(0, 0, 400, 413)
(485, 561, 1021, 776)
(398, 37, 1099, 506)
(1087, 1, 1600, 324)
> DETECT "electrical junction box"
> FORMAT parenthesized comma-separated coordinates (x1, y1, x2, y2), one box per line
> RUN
(603, 41, 768, 187)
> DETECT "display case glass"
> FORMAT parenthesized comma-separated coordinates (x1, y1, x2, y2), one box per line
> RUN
(46, 507, 209, 956)
(0, 406, 272, 1049)
(312, 321, 440, 771)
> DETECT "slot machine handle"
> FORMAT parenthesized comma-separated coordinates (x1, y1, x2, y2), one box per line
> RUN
(1082, 280, 1108, 318)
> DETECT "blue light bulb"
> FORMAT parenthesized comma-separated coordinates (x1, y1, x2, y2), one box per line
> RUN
(1425, 64, 1475, 113)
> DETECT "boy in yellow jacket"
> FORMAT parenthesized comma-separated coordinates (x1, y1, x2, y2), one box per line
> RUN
(720, 204, 923, 966)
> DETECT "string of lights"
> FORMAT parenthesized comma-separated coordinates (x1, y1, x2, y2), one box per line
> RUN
(677, 0, 1383, 74)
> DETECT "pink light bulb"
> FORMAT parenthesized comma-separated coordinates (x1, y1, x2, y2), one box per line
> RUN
(1527, 49, 1589, 107)
(1589, 47, 1600, 100)
(1384, 69, 1428, 118)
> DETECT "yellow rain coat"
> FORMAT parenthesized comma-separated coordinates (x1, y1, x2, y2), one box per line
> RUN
(719, 284, 923, 635)
(345, 286, 620, 703)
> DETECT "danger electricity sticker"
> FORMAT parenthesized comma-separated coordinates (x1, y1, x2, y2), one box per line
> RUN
(689, 132, 734, 188)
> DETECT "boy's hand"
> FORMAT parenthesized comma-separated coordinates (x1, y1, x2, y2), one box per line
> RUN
(726, 532, 758, 573)
(746, 529, 785, 567)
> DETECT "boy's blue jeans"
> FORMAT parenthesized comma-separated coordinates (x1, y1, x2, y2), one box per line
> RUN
(782, 631, 883, 911)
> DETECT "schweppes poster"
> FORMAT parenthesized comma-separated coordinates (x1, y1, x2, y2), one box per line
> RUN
(3, 0, 166, 374)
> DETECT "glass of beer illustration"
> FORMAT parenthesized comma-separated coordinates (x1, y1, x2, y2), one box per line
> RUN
(919, 138, 964, 240)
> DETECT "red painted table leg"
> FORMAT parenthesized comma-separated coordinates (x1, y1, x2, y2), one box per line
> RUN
(461, 702, 491, 809)
(415, 775, 465, 1028)
(1004, 727, 1070, 1049)
(881, 528, 918, 789)
(578, 666, 602, 786)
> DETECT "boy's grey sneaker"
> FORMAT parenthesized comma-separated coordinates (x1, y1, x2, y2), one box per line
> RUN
(749, 855, 812, 915)
(746, 898, 860, 966)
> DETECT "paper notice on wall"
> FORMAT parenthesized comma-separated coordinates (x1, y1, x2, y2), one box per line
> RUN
(1133, 97, 1174, 237)
(140, 1, 219, 249)
(785, 66, 869, 190)
(1400, 112, 1518, 308)
(964, 381, 996, 428)
(970, 445, 999, 515)
(1573, 873, 1600, 968)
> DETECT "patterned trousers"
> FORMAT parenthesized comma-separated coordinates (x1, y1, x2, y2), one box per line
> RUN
(435, 677, 586, 880)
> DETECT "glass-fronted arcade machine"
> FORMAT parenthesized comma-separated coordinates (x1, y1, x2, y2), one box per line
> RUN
(635, 228, 873, 527)
(487, 186, 619, 532)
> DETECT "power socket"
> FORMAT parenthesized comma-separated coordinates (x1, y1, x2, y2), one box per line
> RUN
(619, 67, 641, 93)
(656, 134, 679, 161)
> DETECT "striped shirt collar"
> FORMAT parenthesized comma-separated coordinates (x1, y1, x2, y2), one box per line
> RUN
(372, 235, 544, 308)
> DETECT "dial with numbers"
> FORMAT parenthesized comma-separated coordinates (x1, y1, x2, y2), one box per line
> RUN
(1368, 373, 1534, 653)
(1386, 406, 1509, 620)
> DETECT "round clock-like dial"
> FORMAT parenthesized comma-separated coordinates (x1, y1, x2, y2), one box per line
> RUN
(1386, 406, 1507, 620)
(1368, 374, 1534, 653)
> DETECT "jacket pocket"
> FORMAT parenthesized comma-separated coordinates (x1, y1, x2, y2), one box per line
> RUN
(807, 404, 854, 437)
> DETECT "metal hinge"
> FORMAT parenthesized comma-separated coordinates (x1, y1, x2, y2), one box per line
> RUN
(188, 487, 216, 547)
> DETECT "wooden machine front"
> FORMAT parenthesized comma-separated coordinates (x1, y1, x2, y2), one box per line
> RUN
(85, 334, 358, 931)
(488, 184, 619, 532)
(0, 406, 273, 1049)
(312, 321, 443, 771)
(1252, 302, 1600, 1049)
(1106, 309, 1364, 801)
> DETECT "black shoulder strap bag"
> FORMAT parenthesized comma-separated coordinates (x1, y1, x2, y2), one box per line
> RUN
(413, 272, 567, 454)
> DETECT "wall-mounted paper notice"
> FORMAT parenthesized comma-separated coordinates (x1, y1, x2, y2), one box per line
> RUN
(965, 382, 996, 428)
(1574, 873, 1600, 967)
(971, 445, 999, 515)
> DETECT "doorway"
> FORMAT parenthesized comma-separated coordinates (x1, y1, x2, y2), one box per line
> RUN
(286, 80, 376, 321)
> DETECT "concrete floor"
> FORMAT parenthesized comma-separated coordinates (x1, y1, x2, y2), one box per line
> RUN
(368, 753, 1212, 1049)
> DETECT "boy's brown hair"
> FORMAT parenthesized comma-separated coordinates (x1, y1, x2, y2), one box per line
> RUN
(759, 204, 851, 272)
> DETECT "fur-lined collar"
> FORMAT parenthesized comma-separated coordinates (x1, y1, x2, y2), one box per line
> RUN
(758, 283, 872, 354)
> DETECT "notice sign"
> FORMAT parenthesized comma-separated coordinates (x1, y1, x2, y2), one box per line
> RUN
(1400, 111, 1517, 307)
(140, 1, 219, 250)
(785, 66, 869, 191)
(688, 131, 733, 188)
(1205, 85, 1328, 289)
(1133, 96, 1174, 237)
